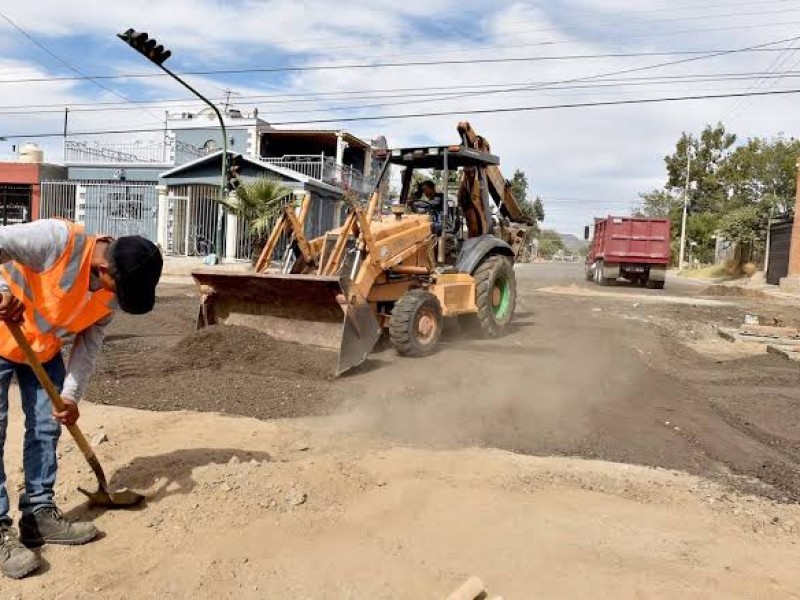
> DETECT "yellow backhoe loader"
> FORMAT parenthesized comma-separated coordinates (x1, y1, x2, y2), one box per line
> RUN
(191, 122, 533, 375)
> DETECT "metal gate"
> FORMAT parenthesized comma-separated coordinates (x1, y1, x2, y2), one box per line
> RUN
(767, 216, 793, 285)
(0, 184, 32, 225)
(39, 182, 77, 221)
(40, 181, 158, 242)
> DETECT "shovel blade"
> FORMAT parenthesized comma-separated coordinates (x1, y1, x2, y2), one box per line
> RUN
(78, 486, 145, 508)
(192, 269, 381, 375)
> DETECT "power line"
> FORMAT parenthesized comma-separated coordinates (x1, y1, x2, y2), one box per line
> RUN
(2, 45, 800, 85)
(7, 71, 800, 117)
(5, 63, 800, 113)
(4, 86, 800, 140)
(0, 11, 161, 121)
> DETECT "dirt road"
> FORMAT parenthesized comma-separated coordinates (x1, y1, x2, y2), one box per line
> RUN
(5, 263, 800, 597)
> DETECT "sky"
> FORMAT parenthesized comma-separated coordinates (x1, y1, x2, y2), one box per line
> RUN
(1, 0, 800, 235)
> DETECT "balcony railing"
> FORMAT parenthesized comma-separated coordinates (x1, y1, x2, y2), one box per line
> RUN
(64, 139, 206, 166)
(256, 154, 377, 196)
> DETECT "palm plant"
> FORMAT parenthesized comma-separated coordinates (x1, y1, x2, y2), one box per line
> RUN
(219, 177, 292, 262)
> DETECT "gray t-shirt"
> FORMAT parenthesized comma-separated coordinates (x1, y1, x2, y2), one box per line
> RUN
(0, 219, 111, 401)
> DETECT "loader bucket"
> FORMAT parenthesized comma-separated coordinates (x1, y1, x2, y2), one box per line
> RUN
(191, 269, 382, 376)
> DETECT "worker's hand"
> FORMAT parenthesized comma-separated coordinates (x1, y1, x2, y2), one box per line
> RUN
(53, 398, 80, 426)
(0, 292, 24, 323)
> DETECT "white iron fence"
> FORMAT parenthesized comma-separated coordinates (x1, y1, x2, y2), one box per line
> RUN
(41, 182, 158, 240)
(166, 185, 253, 260)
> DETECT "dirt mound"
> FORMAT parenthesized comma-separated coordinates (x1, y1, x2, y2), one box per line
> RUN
(701, 284, 770, 300)
(89, 325, 339, 420)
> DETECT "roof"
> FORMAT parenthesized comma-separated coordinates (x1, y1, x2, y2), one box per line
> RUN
(159, 150, 343, 195)
(262, 129, 371, 149)
(381, 145, 500, 169)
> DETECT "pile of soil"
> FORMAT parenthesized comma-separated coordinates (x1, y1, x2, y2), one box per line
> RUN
(89, 325, 339, 420)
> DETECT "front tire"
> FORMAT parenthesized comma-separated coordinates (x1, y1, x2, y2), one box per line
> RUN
(389, 290, 443, 357)
(472, 255, 516, 338)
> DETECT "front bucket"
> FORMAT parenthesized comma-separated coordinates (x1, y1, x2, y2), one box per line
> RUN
(191, 269, 381, 376)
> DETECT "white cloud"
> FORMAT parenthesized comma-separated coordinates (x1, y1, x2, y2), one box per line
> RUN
(1, 0, 799, 234)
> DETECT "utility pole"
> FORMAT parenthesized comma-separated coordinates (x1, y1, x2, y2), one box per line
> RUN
(678, 147, 694, 271)
(62, 107, 69, 163)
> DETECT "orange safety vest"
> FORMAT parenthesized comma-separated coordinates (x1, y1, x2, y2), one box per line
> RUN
(0, 222, 117, 363)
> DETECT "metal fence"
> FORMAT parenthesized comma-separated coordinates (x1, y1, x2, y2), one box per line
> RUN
(166, 185, 253, 260)
(40, 181, 158, 240)
(82, 183, 159, 240)
(39, 182, 77, 221)
(64, 138, 206, 166)
(256, 154, 377, 197)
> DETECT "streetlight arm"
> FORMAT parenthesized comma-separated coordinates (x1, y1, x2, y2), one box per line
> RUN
(154, 62, 228, 196)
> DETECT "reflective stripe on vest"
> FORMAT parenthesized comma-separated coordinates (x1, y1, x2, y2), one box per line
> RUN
(0, 223, 115, 363)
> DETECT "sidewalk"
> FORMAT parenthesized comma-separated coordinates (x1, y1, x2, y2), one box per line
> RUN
(159, 255, 252, 286)
(673, 269, 800, 304)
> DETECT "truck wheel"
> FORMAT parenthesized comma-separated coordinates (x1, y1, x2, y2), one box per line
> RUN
(585, 263, 593, 281)
(389, 289, 443, 357)
(472, 255, 516, 337)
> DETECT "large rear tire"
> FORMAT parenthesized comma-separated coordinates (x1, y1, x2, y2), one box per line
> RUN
(472, 255, 516, 338)
(389, 290, 443, 357)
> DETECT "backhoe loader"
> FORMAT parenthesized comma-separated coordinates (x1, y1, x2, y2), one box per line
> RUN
(191, 122, 533, 375)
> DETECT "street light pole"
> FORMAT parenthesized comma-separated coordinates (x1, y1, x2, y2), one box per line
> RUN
(117, 29, 228, 256)
(678, 148, 693, 271)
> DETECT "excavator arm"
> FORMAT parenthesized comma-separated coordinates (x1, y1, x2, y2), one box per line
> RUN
(457, 121, 533, 226)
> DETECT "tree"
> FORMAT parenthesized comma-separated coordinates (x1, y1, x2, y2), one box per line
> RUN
(665, 123, 736, 214)
(634, 189, 681, 219)
(537, 229, 565, 259)
(720, 135, 800, 213)
(717, 205, 768, 264)
(510, 168, 545, 224)
(220, 177, 292, 261)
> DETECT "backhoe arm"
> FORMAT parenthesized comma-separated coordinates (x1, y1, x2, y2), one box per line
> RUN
(457, 121, 533, 225)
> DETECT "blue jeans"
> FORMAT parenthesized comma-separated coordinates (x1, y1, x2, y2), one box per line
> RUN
(0, 353, 64, 524)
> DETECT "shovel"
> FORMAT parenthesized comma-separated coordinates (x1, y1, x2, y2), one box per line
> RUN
(7, 322, 144, 508)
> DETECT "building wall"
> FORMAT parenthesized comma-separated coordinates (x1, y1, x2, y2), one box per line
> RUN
(67, 166, 163, 183)
(0, 162, 68, 220)
(174, 127, 251, 156)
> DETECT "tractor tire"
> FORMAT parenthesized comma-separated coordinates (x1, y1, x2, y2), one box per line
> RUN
(389, 289, 443, 357)
(472, 255, 517, 338)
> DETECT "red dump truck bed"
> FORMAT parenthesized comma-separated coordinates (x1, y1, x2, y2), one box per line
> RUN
(589, 216, 671, 265)
(586, 216, 671, 288)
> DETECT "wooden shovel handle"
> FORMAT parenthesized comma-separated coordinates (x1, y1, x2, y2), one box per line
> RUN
(6, 321, 96, 461)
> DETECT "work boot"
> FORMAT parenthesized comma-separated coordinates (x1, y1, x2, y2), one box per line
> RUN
(0, 523, 40, 579)
(20, 507, 98, 548)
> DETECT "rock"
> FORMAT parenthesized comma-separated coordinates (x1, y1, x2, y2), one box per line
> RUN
(633, 303, 641, 308)
(220, 482, 232, 493)
(772, 516, 780, 524)
(228, 456, 240, 465)
(592, 308, 603, 313)
(286, 491, 307, 506)
(92, 433, 109, 447)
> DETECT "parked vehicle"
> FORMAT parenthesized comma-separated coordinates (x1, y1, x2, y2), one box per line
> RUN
(584, 216, 671, 289)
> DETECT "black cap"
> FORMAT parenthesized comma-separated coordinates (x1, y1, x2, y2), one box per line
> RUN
(108, 236, 163, 315)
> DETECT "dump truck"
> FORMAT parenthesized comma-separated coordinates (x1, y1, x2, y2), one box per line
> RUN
(191, 122, 533, 375)
(584, 216, 671, 288)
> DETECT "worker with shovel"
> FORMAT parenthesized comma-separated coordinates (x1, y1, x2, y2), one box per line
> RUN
(0, 219, 162, 579)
